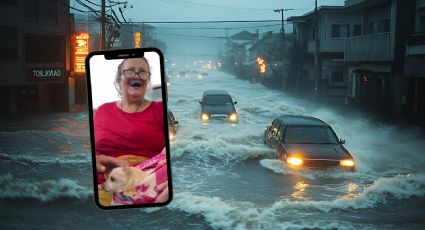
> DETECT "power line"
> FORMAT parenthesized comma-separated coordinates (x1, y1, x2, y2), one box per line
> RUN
(151, 24, 282, 30)
(123, 19, 282, 24)
(158, 0, 306, 13)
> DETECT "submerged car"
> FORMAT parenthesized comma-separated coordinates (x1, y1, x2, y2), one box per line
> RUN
(168, 109, 178, 142)
(199, 90, 238, 123)
(264, 115, 355, 169)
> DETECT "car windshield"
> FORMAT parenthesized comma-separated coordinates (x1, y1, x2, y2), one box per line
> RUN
(284, 126, 339, 144)
(204, 95, 232, 106)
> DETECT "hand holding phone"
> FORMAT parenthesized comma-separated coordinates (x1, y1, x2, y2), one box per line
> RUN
(85, 48, 172, 209)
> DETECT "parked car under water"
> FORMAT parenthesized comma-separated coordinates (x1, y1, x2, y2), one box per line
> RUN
(264, 115, 355, 170)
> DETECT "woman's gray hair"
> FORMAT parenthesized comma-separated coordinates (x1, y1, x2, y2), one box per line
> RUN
(114, 57, 150, 97)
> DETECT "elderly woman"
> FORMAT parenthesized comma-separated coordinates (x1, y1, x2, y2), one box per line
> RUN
(94, 57, 168, 206)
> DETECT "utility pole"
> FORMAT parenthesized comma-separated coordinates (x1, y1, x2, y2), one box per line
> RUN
(314, 0, 321, 99)
(274, 8, 294, 90)
(101, 0, 106, 50)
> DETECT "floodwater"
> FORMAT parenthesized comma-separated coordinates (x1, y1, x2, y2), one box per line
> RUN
(1, 70, 425, 229)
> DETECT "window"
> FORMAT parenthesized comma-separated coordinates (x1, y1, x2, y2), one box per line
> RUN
(0, 26, 18, 59)
(368, 21, 376, 34)
(331, 71, 344, 83)
(378, 19, 390, 33)
(284, 126, 339, 144)
(24, 0, 57, 25)
(353, 25, 362, 36)
(204, 95, 232, 106)
(331, 24, 349, 38)
(311, 27, 316, 40)
(271, 120, 281, 136)
(25, 34, 63, 63)
(419, 16, 425, 33)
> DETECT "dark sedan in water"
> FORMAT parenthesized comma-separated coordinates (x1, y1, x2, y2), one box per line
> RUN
(264, 115, 355, 169)
(199, 90, 238, 123)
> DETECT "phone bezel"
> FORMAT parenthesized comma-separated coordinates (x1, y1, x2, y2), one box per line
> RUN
(85, 48, 173, 210)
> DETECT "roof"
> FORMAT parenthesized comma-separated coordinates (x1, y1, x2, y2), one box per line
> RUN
(203, 90, 230, 96)
(230, 31, 257, 41)
(276, 115, 329, 126)
(249, 33, 281, 51)
(286, 6, 346, 22)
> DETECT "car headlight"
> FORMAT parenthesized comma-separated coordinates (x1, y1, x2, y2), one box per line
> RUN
(201, 113, 209, 121)
(229, 113, 237, 121)
(287, 157, 303, 166)
(340, 159, 355, 167)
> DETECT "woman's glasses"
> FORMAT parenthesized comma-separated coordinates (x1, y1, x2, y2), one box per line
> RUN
(122, 69, 151, 80)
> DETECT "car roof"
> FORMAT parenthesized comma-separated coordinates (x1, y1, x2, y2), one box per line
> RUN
(203, 90, 230, 96)
(276, 115, 329, 126)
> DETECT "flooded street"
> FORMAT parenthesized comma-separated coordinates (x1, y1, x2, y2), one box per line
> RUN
(1, 70, 425, 229)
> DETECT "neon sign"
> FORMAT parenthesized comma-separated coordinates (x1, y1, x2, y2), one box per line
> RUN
(135, 32, 141, 48)
(74, 32, 89, 73)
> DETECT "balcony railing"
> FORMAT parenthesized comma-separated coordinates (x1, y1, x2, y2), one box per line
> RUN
(344, 32, 391, 61)
(344, 0, 368, 7)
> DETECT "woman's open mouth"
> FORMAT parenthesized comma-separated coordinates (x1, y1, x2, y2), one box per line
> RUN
(128, 79, 143, 88)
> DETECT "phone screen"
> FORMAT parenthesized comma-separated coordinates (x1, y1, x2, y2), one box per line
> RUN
(85, 48, 172, 209)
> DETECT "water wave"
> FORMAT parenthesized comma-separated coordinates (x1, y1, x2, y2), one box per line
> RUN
(0, 153, 91, 165)
(168, 173, 425, 229)
(0, 174, 92, 202)
(168, 192, 366, 230)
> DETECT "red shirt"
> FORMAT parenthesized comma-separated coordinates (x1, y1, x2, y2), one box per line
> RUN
(94, 101, 165, 158)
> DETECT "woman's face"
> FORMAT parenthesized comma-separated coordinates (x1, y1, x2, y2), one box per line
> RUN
(120, 58, 150, 103)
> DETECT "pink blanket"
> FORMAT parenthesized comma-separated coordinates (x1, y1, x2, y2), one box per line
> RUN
(112, 149, 168, 205)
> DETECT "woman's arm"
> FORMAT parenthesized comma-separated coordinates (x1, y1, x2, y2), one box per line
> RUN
(96, 155, 129, 173)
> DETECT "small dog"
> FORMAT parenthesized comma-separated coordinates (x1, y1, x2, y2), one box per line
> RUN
(102, 166, 157, 201)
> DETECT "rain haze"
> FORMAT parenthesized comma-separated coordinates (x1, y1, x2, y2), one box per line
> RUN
(125, 0, 344, 65)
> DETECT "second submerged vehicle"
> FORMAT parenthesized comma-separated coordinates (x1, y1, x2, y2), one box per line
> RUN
(199, 90, 238, 123)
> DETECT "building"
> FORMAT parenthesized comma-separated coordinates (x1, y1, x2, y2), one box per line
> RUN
(288, 6, 360, 100)
(288, 0, 423, 125)
(404, 0, 425, 126)
(224, 30, 258, 75)
(342, 0, 415, 119)
(248, 32, 290, 87)
(0, 0, 72, 115)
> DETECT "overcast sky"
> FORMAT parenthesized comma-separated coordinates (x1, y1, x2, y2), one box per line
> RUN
(72, 0, 344, 65)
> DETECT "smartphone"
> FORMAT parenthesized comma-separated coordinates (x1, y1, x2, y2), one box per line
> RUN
(85, 48, 172, 209)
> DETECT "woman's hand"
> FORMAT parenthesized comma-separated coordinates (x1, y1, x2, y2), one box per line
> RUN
(96, 155, 129, 173)
(155, 182, 169, 203)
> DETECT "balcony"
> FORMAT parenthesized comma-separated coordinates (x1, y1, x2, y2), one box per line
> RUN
(344, 33, 391, 61)
(406, 33, 425, 56)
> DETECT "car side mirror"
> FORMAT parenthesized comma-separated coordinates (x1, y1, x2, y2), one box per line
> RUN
(339, 139, 346, 144)
(234, 101, 237, 104)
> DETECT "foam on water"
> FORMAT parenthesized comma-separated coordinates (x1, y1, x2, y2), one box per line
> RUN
(0, 152, 91, 165)
(0, 174, 92, 202)
(259, 159, 375, 180)
(167, 173, 425, 229)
